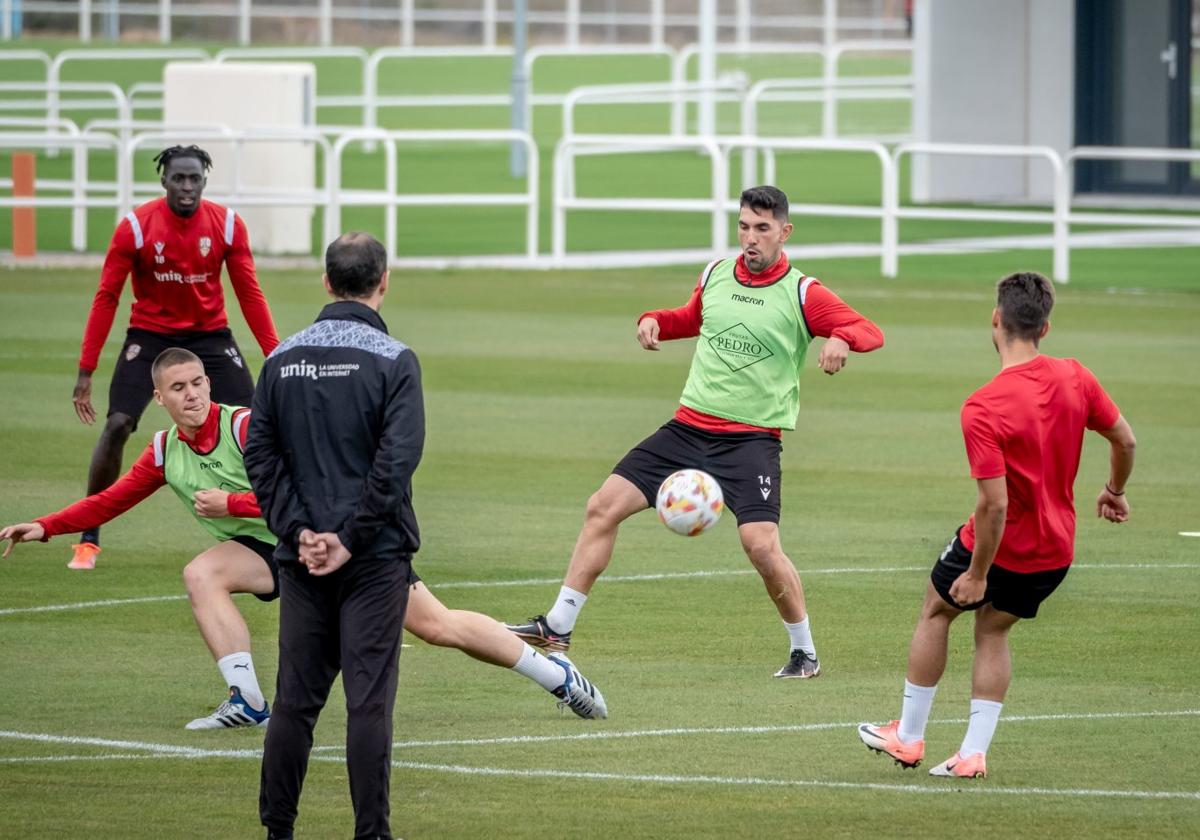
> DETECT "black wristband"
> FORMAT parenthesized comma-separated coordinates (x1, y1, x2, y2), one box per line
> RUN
(1105, 483, 1125, 496)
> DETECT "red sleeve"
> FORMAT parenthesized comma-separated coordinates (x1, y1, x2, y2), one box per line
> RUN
(801, 281, 884, 352)
(1078, 363, 1121, 431)
(225, 214, 279, 357)
(36, 443, 166, 537)
(226, 492, 262, 519)
(79, 219, 136, 373)
(961, 397, 1006, 480)
(639, 280, 704, 341)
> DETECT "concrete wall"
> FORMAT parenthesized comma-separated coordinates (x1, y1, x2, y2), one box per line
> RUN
(912, 0, 1074, 203)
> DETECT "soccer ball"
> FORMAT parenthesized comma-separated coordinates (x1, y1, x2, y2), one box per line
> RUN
(655, 469, 724, 537)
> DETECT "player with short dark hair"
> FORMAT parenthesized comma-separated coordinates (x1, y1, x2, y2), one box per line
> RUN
(857, 270, 1137, 779)
(507, 185, 884, 679)
(68, 144, 279, 571)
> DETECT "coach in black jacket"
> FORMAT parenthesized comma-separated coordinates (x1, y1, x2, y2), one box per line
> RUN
(246, 232, 423, 840)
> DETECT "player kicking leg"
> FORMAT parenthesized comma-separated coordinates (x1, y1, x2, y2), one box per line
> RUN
(342, 568, 606, 719)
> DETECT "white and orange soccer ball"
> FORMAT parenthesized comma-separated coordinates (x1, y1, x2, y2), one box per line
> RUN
(655, 469, 724, 537)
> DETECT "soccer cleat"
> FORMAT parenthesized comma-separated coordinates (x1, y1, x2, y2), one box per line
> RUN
(774, 648, 821, 679)
(67, 542, 100, 570)
(929, 751, 987, 779)
(185, 687, 270, 730)
(548, 654, 607, 720)
(505, 614, 571, 652)
(857, 720, 925, 769)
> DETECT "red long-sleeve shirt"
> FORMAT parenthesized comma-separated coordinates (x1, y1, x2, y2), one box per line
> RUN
(79, 197, 279, 373)
(36, 403, 261, 538)
(640, 253, 884, 436)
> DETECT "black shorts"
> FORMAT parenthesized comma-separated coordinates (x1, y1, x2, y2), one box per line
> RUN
(930, 528, 1069, 619)
(230, 535, 281, 602)
(613, 420, 782, 525)
(108, 327, 255, 430)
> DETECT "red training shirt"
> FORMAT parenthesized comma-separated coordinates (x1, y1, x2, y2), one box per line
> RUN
(959, 355, 1120, 572)
(36, 403, 260, 538)
(79, 197, 280, 373)
(639, 252, 885, 436)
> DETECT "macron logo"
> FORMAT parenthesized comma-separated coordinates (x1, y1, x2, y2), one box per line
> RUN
(280, 359, 318, 381)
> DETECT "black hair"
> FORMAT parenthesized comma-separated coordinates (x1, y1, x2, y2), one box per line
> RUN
(739, 185, 789, 223)
(996, 271, 1055, 344)
(151, 347, 204, 386)
(325, 233, 388, 299)
(154, 145, 213, 175)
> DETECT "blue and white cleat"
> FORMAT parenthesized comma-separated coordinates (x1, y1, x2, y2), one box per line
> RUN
(548, 653, 607, 720)
(185, 686, 270, 730)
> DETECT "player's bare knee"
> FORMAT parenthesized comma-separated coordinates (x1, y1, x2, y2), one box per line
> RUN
(741, 537, 779, 570)
(583, 490, 622, 529)
(181, 555, 218, 595)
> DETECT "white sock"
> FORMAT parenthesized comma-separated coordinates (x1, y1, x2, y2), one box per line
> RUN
(217, 652, 265, 710)
(545, 585, 587, 634)
(511, 643, 567, 692)
(783, 617, 816, 657)
(959, 698, 1003, 758)
(898, 680, 938, 744)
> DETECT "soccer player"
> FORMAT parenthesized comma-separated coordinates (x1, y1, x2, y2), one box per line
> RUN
(857, 271, 1137, 779)
(4, 348, 277, 729)
(3, 349, 606, 730)
(68, 144, 279, 570)
(508, 185, 884, 678)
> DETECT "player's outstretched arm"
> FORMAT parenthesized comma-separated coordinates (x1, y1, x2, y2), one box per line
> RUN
(1095, 415, 1136, 523)
(0, 523, 47, 558)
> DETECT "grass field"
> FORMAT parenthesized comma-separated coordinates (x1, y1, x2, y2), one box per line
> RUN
(0, 243, 1197, 838)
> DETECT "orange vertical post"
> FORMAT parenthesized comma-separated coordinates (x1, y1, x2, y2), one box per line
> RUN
(12, 153, 37, 258)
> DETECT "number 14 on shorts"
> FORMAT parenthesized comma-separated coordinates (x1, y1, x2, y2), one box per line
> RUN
(759, 475, 772, 501)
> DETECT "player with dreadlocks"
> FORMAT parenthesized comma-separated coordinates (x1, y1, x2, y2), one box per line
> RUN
(67, 144, 280, 570)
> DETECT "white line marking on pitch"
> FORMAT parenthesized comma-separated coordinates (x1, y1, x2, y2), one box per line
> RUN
(6, 562, 1197, 618)
(1180, 532, 1200, 537)
(372, 758, 1200, 801)
(4, 712, 1199, 802)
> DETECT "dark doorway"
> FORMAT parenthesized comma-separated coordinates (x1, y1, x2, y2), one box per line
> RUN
(1075, 0, 1197, 195)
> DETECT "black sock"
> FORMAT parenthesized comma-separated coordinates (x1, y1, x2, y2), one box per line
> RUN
(81, 528, 100, 546)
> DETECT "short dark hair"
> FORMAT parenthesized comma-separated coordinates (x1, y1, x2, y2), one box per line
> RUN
(154, 145, 213, 175)
(739, 185, 789, 223)
(996, 271, 1055, 343)
(325, 232, 387, 298)
(152, 347, 204, 386)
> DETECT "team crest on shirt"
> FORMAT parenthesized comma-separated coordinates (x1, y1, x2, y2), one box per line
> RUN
(224, 347, 244, 369)
(126, 343, 141, 361)
(198, 236, 212, 257)
(154, 241, 164, 254)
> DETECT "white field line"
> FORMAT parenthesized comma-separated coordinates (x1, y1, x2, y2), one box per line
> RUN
(0, 753, 179, 764)
(3, 711, 1199, 802)
(1180, 532, 1200, 537)
(3, 562, 1198, 618)
(374, 758, 1200, 801)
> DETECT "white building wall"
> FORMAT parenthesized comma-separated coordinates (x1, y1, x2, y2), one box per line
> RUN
(912, 0, 1074, 203)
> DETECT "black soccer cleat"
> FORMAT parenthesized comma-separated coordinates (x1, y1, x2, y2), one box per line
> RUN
(504, 614, 572, 652)
(774, 648, 821, 679)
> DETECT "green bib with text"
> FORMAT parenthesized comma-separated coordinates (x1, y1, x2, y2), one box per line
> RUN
(160, 404, 276, 544)
(678, 259, 812, 430)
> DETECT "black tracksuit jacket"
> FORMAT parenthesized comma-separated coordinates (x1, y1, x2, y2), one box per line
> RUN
(245, 300, 424, 563)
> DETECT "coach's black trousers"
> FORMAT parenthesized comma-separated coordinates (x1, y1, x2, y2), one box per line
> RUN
(259, 558, 412, 840)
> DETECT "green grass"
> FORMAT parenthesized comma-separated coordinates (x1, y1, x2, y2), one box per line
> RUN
(0, 246, 1198, 837)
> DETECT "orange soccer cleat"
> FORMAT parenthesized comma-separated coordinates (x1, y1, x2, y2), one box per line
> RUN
(857, 720, 925, 769)
(929, 751, 987, 779)
(67, 542, 101, 570)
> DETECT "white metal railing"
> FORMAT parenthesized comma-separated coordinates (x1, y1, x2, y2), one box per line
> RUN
(213, 46, 370, 111)
(0, 49, 52, 83)
(46, 48, 209, 134)
(327, 129, 540, 260)
(2, 1, 908, 46)
(0, 131, 120, 251)
(552, 133, 894, 263)
(891, 142, 1068, 280)
(823, 40, 913, 137)
(122, 127, 333, 218)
